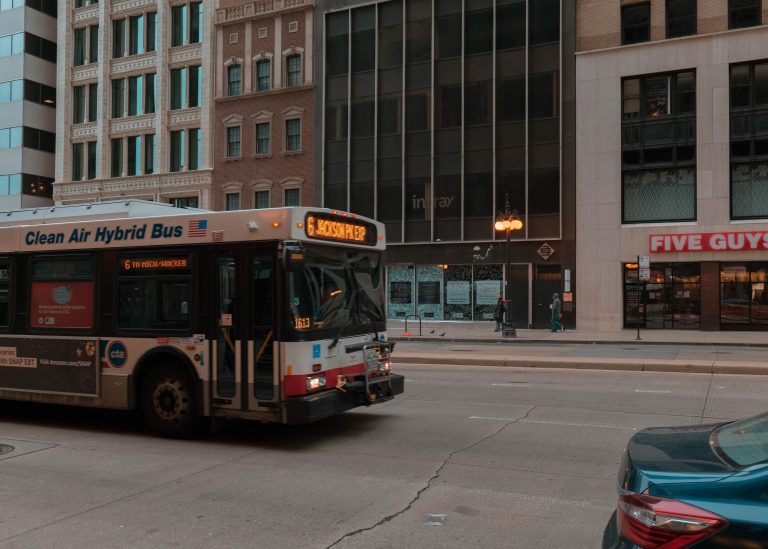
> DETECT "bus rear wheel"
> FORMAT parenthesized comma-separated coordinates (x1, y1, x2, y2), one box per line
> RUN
(140, 364, 199, 437)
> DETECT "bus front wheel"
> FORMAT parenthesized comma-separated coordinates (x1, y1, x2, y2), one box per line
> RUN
(140, 364, 199, 437)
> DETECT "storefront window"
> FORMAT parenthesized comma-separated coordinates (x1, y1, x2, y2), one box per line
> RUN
(387, 264, 414, 320)
(474, 265, 502, 321)
(721, 263, 768, 329)
(444, 265, 472, 320)
(624, 262, 700, 329)
(416, 265, 444, 319)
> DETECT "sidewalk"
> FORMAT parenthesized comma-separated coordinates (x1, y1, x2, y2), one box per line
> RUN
(387, 320, 768, 375)
(386, 319, 768, 346)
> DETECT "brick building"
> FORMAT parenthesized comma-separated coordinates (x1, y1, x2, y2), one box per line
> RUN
(213, 0, 315, 211)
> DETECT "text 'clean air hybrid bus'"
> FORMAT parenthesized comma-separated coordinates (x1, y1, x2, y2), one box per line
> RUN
(0, 201, 403, 436)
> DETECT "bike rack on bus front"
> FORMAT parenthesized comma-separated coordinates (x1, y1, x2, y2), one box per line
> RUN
(361, 342, 394, 404)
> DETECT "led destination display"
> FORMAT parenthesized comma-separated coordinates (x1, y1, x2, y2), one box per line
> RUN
(304, 212, 377, 246)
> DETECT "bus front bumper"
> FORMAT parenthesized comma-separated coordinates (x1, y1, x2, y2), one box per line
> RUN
(284, 374, 405, 425)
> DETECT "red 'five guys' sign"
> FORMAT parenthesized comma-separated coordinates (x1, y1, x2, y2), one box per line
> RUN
(650, 231, 768, 253)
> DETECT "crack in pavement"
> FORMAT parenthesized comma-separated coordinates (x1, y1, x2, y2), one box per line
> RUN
(699, 373, 714, 424)
(325, 405, 536, 549)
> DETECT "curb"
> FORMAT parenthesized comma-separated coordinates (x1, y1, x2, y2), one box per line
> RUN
(392, 355, 768, 376)
(389, 337, 768, 348)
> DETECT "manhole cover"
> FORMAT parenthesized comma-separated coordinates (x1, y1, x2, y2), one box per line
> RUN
(0, 444, 14, 455)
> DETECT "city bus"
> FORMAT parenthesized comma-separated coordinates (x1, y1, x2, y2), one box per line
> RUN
(0, 201, 403, 436)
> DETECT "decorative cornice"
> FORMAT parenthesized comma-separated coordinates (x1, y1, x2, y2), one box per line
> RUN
(215, 0, 314, 25)
(72, 65, 99, 83)
(111, 52, 158, 76)
(112, 0, 157, 17)
(169, 108, 202, 128)
(110, 114, 156, 135)
(251, 110, 274, 121)
(73, 4, 99, 24)
(72, 122, 99, 140)
(222, 113, 244, 125)
(55, 170, 214, 197)
(169, 43, 203, 65)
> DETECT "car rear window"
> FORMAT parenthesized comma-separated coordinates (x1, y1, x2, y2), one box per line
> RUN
(711, 412, 768, 468)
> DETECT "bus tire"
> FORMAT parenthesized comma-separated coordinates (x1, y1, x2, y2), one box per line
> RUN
(140, 363, 200, 438)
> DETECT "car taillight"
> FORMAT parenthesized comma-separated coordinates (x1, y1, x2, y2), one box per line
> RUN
(618, 493, 727, 549)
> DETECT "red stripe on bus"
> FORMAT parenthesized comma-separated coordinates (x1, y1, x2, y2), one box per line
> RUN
(283, 363, 365, 397)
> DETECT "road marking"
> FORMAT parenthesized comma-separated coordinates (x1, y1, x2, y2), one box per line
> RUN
(492, 383, 530, 387)
(634, 389, 671, 394)
(469, 416, 636, 430)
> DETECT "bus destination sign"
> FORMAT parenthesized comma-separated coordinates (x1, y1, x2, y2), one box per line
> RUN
(305, 212, 377, 246)
(121, 256, 191, 273)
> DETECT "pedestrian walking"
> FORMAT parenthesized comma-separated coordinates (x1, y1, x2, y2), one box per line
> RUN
(493, 293, 507, 332)
(550, 292, 564, 332)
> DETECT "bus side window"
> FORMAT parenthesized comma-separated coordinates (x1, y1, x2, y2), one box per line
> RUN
(0, 259, 10, 327)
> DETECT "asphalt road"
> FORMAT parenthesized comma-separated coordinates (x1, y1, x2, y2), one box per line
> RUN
(1, 365, 767, 549)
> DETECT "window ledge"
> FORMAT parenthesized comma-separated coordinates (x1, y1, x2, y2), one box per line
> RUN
(282, 150, 303, 157)
(252, 154, 273, 159)
(224, 156, 243, 163)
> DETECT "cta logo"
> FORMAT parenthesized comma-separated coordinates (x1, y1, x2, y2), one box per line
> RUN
(106, 341, 128, 368)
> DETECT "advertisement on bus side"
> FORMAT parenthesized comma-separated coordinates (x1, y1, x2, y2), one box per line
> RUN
(0, 337, 98, 396)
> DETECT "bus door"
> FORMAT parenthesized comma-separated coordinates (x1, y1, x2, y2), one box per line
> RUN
(213, 251, 277, 411)
(247, 254, 277, 409)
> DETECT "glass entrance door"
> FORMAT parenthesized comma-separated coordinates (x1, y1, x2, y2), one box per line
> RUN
(248, 255, 276, 408)
(214, 255, 241, 409)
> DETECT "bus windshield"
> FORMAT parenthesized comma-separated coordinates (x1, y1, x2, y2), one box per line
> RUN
(287, 245, 385, 340)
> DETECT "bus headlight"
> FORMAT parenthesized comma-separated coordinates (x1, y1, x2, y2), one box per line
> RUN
(306, 374, 327, 391)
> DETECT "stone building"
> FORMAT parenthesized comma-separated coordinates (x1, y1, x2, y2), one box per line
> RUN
(577, 0, 768, 330)
(54, 0, 214, 207)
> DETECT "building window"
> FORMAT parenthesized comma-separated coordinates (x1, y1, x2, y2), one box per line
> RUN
(111, 78, 124, 118)
(171, 5, 187, 47)
(25, 80, 56, 107)
(666, 0, 697, 38)
(111, 137, 123, 177)
(285, 118, 301, 152)
(729, 0, 761, 29)
(256, 59, 271, 91)
(227, 126, 241, 157)
(72, 142, 83, 181)
(170, 130, 184, 172)
(73, 86, 86, 124)
(88, 83, 97, 121)
(147, 12, 157, 52)
(284, 188, 300, 206)
(228, 64, 241, 96)
(171, 2, 201, 47)
(254, 190, 270, 208)
(0, 79, 20, 103)
(189, 65, 201, 107)
(172, 196, 198, 208)
(127, 75, 143, 116)
(622, 71, 696, 223)
(0, 33, 23, 59)
(730, 61, 768, 219)
(255, 122, 270, 154)
(128, 14, 144, 56)
(621, 3, 650, 45)
(225, 192, 240, 210)
(188, 128, 200, 170)
(286, 54, 301, 87)
(22, 34, 56, 63)
(624, 262, 701, 329)
(720, 263, 768, 330)
(112, 19, 125, 58)
(24, 0, 57, 17)
(89, 25, 99, 63)
(144, 134, 155, 174)
(87, 141, 97, 180)
(127, 135, 141, 176)
(74, 28, 86, 66)
(145, 73, 156, 114)
(170, 67, 187, 110)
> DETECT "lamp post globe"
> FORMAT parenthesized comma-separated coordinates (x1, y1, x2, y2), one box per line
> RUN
(494, 194, 523, 336)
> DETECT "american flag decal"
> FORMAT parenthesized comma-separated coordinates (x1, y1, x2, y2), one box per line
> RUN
(188, 219, 208, 237)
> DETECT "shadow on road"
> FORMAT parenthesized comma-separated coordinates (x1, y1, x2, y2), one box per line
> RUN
(0, 399, 392, 450)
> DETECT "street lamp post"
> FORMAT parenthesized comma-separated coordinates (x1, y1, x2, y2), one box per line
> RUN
(494, 194, 523, 336)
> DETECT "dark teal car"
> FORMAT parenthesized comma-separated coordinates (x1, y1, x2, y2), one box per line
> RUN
(603, 412, 768, 548)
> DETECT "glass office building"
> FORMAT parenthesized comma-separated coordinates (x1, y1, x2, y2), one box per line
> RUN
(317, 0, 576, 326)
